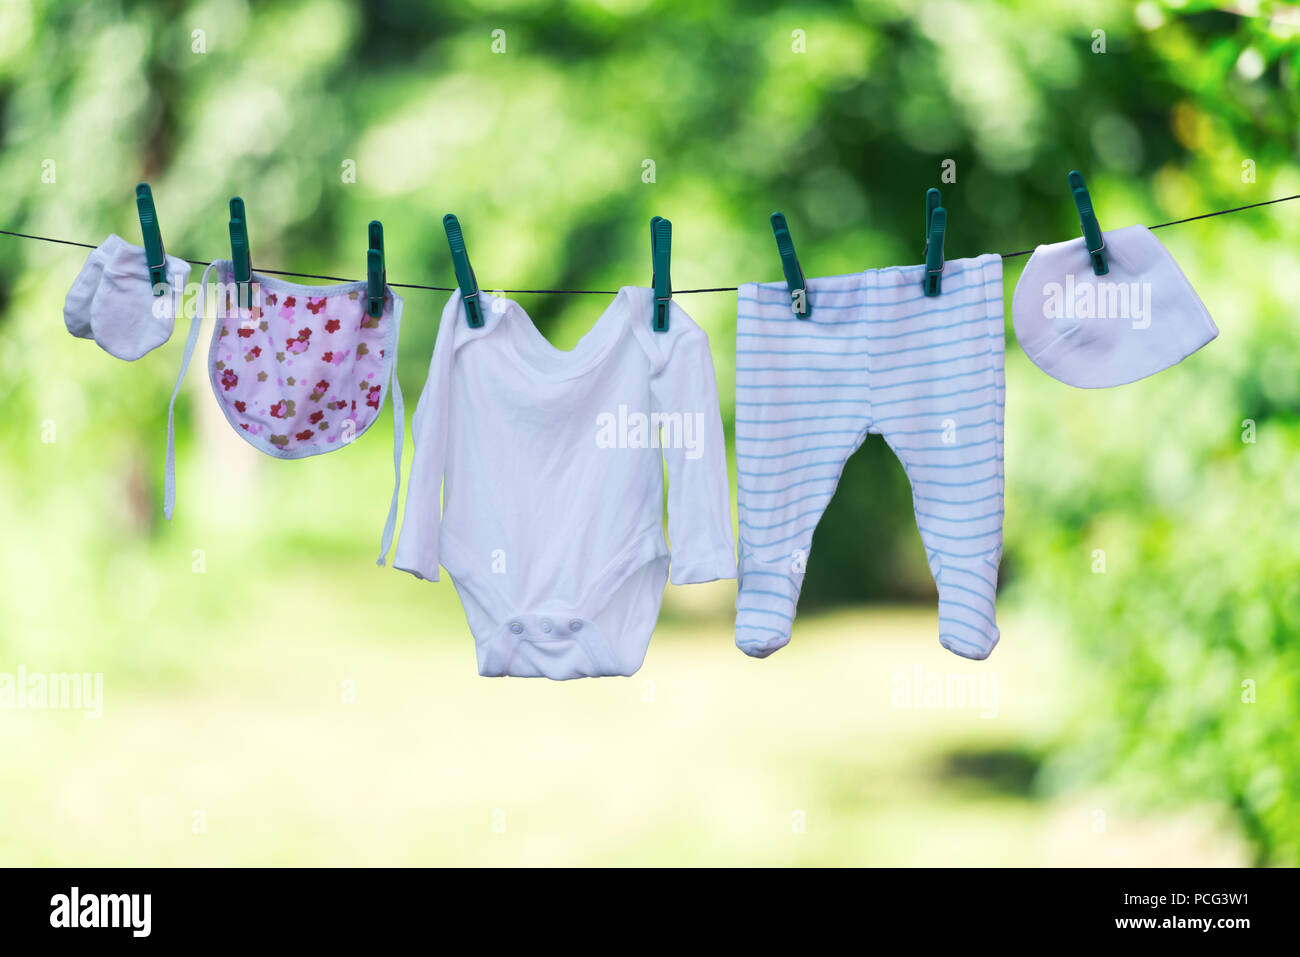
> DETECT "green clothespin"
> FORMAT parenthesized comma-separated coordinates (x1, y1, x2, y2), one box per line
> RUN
(228, 197, 252, 310)
(367, 220, 385, 318)
(770, 212, 809, 319)
(651, 216, 672, 333)
(922, 189, 946, 297)
(135, 183, 168, 296)
(443, 214, 483, 328)
(1069, 170, 1108, 276)
(923, 189, 940, 257)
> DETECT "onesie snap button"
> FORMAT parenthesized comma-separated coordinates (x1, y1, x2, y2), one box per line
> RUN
(509, 621, 524, 635)
(540, 618, 553, 633)
(569, 619, 583, 632)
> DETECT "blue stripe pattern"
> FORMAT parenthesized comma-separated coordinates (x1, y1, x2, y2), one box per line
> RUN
(734, 255, 1006, 662)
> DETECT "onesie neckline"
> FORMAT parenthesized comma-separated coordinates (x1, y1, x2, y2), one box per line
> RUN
(479, 287, 637, 382)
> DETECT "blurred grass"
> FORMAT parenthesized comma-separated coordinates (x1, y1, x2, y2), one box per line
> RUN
(0, 590, 1248, 866)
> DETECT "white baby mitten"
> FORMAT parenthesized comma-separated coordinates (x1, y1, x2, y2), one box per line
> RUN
(63, 239, 112, 341)
(64, 233, 191, 361)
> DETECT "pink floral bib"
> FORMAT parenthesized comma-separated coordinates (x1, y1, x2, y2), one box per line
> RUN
(165, 261, 405, 562)
(207, 271, 398, 456)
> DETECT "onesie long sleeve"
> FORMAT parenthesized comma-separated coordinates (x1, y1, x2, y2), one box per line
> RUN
(393, 286, 736, 679)
(648, 324, 738, 585)
(392, 302, 459, 583)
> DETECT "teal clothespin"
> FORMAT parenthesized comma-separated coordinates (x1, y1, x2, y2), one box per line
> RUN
(228, 197, 252, 309)
(443, 214, 483, 328)
(367, 220, 385, 318)
(651, 216, 672, 333)
(923, 188, 940, 257)
(770, 212, 809, 319)
(1069, 170, 1108, 276)
(135, 183, 168, 296)
(922, 189, 946, 297)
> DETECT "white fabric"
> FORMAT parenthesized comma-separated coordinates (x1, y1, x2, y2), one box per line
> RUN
(163, 262, 215, 522)
(1012, 224, 1217, 388)
(394, 287, 736, 679)
(64, 233, 191, 361)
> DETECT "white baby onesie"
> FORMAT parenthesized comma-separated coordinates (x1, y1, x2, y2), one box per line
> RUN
(394, 286, 736, 679)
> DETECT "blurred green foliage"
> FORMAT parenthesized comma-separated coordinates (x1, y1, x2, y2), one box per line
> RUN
(0, 0, 1298, 863)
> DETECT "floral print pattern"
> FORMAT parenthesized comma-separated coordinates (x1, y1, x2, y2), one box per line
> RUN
(212, 281, 392, 454)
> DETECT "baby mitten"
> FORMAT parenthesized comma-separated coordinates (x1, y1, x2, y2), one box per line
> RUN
(63, 239, 112, 341)
(64, 234, 191, 361)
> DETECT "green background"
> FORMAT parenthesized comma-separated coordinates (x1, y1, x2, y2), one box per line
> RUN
(0, 0, 1297, 865)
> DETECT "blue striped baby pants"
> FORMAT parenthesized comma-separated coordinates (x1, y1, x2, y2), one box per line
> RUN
(734, 253, 1005, 660)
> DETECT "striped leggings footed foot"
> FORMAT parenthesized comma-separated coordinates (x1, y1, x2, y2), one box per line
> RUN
(733, 253, 1005, 660)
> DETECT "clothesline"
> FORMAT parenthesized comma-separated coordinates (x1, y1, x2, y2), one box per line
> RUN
(3, 193, 1297, 295)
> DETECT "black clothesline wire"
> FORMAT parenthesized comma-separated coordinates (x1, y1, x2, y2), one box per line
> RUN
(2, 193, 1297, 295)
